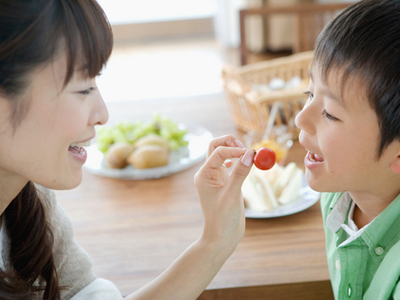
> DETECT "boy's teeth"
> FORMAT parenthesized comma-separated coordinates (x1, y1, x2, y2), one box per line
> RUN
(314, 154, 323, 161)
(310, 152, 324, 162)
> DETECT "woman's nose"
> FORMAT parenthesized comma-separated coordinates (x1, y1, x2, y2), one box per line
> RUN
(90, 93, 109, 126)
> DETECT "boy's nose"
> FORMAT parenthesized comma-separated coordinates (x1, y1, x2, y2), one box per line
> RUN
(295, 100, 316, 136)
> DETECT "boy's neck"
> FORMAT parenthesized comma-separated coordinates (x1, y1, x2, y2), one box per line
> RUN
(353, 205, 373, 229)
(350, 189, 400, 229)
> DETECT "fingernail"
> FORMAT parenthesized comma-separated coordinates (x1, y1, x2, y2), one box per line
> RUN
(235, 139, 245, 148)
(241, 149, 254, 167)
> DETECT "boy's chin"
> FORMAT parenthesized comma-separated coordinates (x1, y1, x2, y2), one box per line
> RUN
(304, 172, 340, 193)
(306, 182, 343, 194)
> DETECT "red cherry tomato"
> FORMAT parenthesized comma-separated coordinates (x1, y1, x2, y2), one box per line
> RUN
(253, 147, 276, 170)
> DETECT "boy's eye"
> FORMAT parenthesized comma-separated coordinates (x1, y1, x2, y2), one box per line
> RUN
(304, 91, 314, 100)
(322, 109, 339, 121)
(304, 91, 339, 121)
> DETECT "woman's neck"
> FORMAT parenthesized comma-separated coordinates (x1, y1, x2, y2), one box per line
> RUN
(0, 170, 28, 216)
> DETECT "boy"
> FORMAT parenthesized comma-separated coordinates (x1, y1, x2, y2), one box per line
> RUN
(295, 0, 400, 299)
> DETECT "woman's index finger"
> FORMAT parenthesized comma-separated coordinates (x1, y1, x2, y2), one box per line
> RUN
(206, 146, 248, 169)
(207, 135, 244, 158)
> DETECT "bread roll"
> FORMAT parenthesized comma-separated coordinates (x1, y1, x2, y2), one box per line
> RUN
(127, 145, 169, 169)
(106, 142, 134, 169)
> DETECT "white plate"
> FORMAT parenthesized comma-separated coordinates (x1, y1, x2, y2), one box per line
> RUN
(244, 176, 320, 218)
(83, 123, 213, 180)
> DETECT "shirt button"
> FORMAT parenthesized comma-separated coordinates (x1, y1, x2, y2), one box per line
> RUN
(347, 284, 352, 297)
(335, 259, 341, 270)
(375, 246, 384, 256)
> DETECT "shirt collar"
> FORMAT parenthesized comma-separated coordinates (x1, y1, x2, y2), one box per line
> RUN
(362, 193, 400, 250)
(326, 192, 351, 233)
(326, 192, 400, 251)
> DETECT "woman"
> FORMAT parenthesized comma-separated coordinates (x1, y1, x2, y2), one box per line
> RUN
(0, 0, 254, 299)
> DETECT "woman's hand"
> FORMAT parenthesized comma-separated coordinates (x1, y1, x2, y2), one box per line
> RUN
(194, 135, 254, 257)
(126, 136, 254, 300)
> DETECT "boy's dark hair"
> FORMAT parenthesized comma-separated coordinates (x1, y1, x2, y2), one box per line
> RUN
(314, 0, 400, 157)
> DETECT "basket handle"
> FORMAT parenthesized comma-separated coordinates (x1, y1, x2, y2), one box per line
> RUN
(262, 101, 284, 141)
(221, 65, 252, 97)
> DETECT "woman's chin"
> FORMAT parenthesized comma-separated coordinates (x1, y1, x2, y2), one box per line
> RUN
(40, 171, 83, 191)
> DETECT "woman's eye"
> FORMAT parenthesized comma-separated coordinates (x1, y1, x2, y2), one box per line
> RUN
(79, 87, 96, 95)
(322, 109, 338, 121)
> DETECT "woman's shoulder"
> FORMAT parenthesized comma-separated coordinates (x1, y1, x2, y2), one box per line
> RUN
(34, 184, 73, 231)
(34, 184, 57, 211)
(35, 184, 57, 207)
(34, 184, 98, 299)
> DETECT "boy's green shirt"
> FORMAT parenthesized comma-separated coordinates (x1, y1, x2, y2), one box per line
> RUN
(321, 192, 400, 300)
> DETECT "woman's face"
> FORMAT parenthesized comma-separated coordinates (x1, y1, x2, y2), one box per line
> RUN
(0, 52, 109, 190)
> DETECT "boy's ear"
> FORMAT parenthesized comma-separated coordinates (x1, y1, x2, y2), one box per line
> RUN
(391, 159, 400, 174)
(390, 144, 400, 174)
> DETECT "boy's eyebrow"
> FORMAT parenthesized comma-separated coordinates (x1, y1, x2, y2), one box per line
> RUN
(309, 70, 346, 108)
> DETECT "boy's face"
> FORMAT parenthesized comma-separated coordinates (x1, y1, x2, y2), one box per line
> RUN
(295, 65, 400, 196)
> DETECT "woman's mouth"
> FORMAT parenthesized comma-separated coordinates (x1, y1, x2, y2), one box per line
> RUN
(68, 140, 91, 163)
(304, 151, 324, 169)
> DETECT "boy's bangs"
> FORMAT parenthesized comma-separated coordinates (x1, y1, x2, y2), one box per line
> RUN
(312, 1, 378, 105)
(60, 0, 113, 85)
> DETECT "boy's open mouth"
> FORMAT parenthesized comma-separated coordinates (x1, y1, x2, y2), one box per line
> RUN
(308, 151, 324, 163)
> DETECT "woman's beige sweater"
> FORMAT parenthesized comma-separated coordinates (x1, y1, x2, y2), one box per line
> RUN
(0, 186, 122, 299)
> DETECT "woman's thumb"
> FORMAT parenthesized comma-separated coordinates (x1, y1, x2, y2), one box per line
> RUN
(228, 149, 254, 191)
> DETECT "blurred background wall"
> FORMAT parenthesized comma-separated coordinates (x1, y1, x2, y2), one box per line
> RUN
(95, 0, 357, 103)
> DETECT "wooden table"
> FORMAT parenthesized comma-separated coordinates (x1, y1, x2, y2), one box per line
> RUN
(55, 93, 333, 299)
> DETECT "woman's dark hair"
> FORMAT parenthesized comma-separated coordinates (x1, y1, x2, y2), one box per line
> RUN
(313, 0, 400, 157)
(0, 0, 113, 128)
(0, 182, 58, 300)
(0, 0, 113, 299)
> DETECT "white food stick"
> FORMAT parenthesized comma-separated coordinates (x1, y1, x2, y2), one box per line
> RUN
(252, 166, 279, 209)
(242, 175, 272, 212)
(273, 162, 297, 197)
(278, 168, 303, 205)
(262, 177, 279, 208)
(263, 163, 283, 187)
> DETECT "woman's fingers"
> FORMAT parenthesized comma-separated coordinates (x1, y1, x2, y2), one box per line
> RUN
(223, 159, 234, 169)
(206, 146, 248, 169)
(199, 146, 254, 188)
(225, 149, 254, 193)
(194, 137, 253, 250)
(207, 135, 245, 158)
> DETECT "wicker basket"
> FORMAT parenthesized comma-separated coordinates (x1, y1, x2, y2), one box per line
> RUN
(222, 51, 313, 139)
